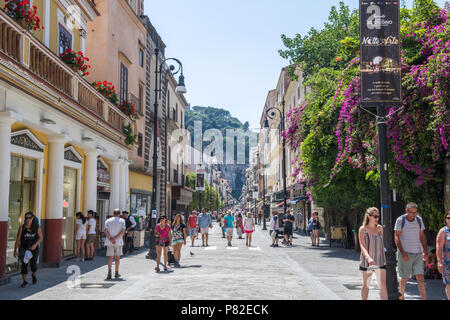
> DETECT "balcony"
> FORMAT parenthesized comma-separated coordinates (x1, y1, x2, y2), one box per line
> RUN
(0, 10, 133, 146)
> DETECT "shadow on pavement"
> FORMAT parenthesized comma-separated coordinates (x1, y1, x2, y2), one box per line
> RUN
(0, 248, 147, 300)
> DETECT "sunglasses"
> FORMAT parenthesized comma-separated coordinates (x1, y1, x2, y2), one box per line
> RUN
(25, 216, 33, 220)
(446, 217, 450, 220)
(369, 214, 380, 219)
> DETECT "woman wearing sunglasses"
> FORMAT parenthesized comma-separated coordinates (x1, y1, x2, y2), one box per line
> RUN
(358, 207, 387, 300)
(13, 212, 43, 288)
(436, 211, 450, 299)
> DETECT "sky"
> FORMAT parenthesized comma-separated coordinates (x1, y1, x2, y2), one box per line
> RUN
(145, 0, 447, 130)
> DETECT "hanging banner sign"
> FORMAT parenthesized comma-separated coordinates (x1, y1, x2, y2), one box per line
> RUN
(360, 1, 401, 106)
(196, 165, 205, 191)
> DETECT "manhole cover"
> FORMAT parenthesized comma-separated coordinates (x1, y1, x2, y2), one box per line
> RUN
(80, 283, 116, 289)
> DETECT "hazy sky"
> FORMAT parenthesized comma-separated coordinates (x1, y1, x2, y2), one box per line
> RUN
(145, 0, 447, 130)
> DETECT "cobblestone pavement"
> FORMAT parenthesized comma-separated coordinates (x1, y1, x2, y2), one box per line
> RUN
(0, 222, 447, 300)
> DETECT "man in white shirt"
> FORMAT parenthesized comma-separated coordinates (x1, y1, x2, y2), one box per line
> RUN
(105, 209, 126, 280)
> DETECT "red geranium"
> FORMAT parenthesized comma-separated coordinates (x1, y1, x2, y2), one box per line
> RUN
(93, 81, 118, 105)
(4, 0, 43, 31)
(118, 101, 139, 120)
(59, 49, 91, 77)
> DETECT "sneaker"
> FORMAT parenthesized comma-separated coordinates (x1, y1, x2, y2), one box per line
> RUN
(81, 258, 85, 262)
(32, 275, 37, 285)
(106, 271, 112, 280)
(20, 281, 28, 288)
(76, 258, 80, 262)
(228, 242, 232, 247)
(115, 272, 121, 278)
(164, 266, 168, 272)
(155, 267, 160, 273)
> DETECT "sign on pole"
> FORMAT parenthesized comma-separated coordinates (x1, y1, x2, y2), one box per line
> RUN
(360, 1, 401, 106)
(196, 165, 205, 191)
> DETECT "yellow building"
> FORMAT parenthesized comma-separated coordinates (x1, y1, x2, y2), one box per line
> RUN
(0, 0, 134, 282)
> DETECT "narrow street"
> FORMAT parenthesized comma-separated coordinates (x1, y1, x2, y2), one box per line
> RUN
(0, 222, 446, 300)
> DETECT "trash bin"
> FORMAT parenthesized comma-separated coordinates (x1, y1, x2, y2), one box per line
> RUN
(352, 229, 361, 252)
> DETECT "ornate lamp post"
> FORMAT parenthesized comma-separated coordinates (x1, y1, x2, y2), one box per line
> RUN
(147, 48, 186, 259)
(264, 100, 287, 218)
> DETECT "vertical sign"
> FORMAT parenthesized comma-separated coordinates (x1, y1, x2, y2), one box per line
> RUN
(360, 1, 401, 106)
(196, 165, 205, 191)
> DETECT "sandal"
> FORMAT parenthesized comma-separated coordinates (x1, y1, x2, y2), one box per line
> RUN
(155, 267, 160, 273)
(164, 266, 168, 272)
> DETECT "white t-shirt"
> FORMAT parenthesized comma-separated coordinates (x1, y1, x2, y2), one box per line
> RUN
(394, 215, 425, 254)
(76, 219, 87, 237)
(104, 217, 126, 246)
(270, 216, 279, 231)
(244, 217, 254, 231)
(87, 218, 96, 235)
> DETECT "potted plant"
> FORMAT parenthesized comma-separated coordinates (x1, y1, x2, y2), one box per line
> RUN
(4, 0, 43, 31)
(59, 48, 91, 76)
(123, 124, 137, 146)
(118, 101, 139, 120)
(93, 81, 118, 105)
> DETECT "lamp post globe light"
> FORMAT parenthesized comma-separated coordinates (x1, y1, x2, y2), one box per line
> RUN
(147, 48, 186, 260)
(264, 100, 288, 220)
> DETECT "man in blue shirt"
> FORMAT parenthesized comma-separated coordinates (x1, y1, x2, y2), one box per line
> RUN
(197, 208, 212, 246)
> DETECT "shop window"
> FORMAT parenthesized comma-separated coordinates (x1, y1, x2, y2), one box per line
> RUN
(62, 167, 77, 257)
(7, 156, 36, 274)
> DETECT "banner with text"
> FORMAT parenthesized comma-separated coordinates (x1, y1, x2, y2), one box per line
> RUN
(360, 1, 401, 106)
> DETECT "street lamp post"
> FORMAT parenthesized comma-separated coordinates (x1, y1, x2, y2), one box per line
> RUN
(147, 48, 186, 260)
(264, 100, 287, 219)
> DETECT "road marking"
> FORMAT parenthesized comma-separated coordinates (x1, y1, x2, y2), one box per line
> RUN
(226, 247, 239, 250)
(248, 247, 261, 251)
(204, 246, 217, 251)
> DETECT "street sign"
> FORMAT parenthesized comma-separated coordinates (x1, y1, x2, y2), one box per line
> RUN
(360, 1, 401, 106)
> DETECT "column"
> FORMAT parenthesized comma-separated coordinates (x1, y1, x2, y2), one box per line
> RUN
(43, 135, 67, 265)
(119, 160, 128, 211)
(0, 115, 15, 282)
(109, 160, 121, 213)
(84, 151, 99, 213)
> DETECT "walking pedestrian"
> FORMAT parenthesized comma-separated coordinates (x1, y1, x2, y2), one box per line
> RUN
(269, 212, 279, 247)
(13, 212, 43, 288)
(104, 209, 126, 280)
(188, 211, 198, 247)
(236, 213, 243, 239)
(244, 212, 255, 247)
(85, 210, 97, 261)
(307, 215, 314, 245)
(283, 210, 295, 247)
(224, 211, 235, 247)
(436, 211, 450, 299)
(75, 212, 87, 262)
(358, 207, 388, 300)
(220, 212, 226, 238)
(123, 211, 136, 254)
(197, 208, 212, 247)
(171, 214, 187, 267)
(394, 202, 428, 300)
(312, 212, 321, 247)
(258, 211, 262, 225)
(155, 215, 172, 272)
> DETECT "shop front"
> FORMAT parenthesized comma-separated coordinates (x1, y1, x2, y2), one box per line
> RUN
(171, 186, 194, 220)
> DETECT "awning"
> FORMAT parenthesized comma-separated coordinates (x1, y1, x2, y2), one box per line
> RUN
(276, 199, 292, 207)
(288, 196, 306, 204)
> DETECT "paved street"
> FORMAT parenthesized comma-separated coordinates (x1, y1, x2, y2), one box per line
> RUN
(0, 222, 446, 300)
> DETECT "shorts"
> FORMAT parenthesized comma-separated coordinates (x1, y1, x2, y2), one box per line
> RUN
(244, 230, 253, 234)
(75, 233, 86, 240)
(226, 228, 233, 237)
(270, 230, 279, 239)
(189, 228, 197, 237)
(397, 252, 425, 279)
(284, 227, 293, 236)
(86, 234, 96, 243)
(106, 245, 123, 257)
(156, 239, 170, 247)
(200, 228, 209, 235)
(172, 238, 184, 245)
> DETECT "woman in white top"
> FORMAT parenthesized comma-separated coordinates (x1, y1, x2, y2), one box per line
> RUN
(75, 212, 87, 262)
(244, 212, 255, 247)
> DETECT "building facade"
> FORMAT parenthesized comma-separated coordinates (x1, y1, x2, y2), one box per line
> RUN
(0, 0, 133, 282)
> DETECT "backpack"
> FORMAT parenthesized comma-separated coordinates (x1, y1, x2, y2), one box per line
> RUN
(400, 214, 423, 230)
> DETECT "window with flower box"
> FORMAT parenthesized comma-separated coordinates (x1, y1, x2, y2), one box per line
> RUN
(59, 24, 72, 55)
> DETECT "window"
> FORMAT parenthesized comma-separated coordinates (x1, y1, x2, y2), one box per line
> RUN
(139, 84, 144, 114)
(58, 24, 72, 55)
(120, 63, 128, 103)
(139, 49, 144, 67)
(138, 133, 143, 157)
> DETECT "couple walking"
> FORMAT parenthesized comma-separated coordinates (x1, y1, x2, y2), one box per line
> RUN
(358, 203, 450, 300)
(223, 211, 255, 247)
